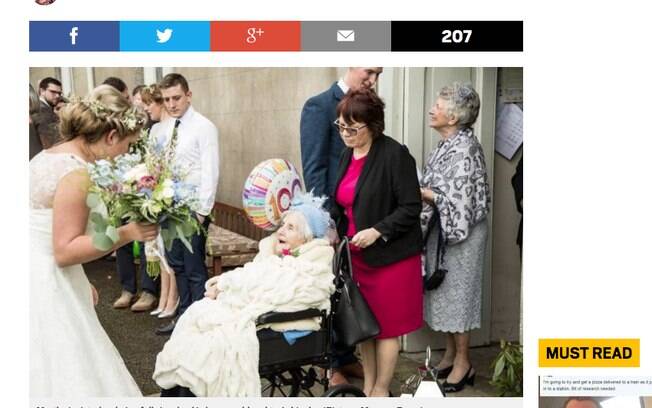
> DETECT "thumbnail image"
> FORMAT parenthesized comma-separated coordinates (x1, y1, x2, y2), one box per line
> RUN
(540, 396, 649, 408)
(29, 66, 523, 398)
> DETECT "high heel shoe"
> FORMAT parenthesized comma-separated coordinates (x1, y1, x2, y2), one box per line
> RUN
(435, 364, 453, 379)
(150, 307, 163, 316)
(158, 298, 180, 319)
(442, 366, 475, 393)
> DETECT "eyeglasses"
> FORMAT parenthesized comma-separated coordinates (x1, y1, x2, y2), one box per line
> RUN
(333, 120, 368, 136)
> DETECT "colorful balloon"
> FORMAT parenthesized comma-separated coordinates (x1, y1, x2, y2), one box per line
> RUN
(242, 159, 304, 231)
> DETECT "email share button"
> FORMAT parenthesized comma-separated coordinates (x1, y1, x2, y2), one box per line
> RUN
(302, 21, 390, 51)
(337, 29, 355, 42)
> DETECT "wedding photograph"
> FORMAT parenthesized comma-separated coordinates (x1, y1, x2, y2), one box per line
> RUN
(28, 66, 523, 398)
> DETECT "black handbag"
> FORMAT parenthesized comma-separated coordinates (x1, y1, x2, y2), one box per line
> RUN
(424, 207, 448, 291)
(332, 238, 380, 348)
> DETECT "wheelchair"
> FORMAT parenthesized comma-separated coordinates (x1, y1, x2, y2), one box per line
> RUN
(161, 239, 366, 398)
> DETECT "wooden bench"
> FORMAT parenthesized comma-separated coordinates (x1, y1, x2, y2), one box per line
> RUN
(205, 202, 270, 276)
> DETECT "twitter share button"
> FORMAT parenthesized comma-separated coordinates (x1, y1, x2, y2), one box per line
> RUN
(119, 21, 211, 51)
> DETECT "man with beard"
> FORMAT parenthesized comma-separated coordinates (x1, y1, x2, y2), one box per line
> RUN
(31, 77, 62, 149)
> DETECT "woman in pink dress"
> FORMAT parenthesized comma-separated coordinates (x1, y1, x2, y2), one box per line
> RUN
(330, 88, 423, 397)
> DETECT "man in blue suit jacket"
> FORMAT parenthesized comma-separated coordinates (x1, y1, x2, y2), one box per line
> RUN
(300, 67, 383, 207)
(299, 67, 382, 386)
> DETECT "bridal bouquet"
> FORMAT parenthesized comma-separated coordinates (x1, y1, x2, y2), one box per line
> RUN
(86, 128, 201, 277)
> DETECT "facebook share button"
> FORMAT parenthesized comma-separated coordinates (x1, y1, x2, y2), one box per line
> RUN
(29, 21, 119, 51)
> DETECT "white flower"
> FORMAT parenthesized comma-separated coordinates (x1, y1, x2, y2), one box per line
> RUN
(162, 187, 175, 199)
(162, 179, 174, 188)
(123, 163, 149, 182)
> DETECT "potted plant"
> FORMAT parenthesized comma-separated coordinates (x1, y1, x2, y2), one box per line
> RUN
(490, 340, 523, 397)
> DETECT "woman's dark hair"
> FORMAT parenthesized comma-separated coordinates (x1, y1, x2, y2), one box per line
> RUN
(102, 77, 128, 93)
(336, 88, 385, 139)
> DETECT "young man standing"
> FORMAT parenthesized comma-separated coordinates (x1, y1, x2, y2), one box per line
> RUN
(152, 73, 219, 335)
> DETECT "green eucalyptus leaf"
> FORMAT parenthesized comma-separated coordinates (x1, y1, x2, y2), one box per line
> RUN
(86, 192, 101, 209)
(105, 225, 119, 243)
(92, 233, 114, 251)
(90, 213, 107, 232)
(89, 212, 105, 225)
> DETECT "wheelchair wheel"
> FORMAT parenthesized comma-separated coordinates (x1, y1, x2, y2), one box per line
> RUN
(261, 369, 301, 397)
(322, 384, 367, 397)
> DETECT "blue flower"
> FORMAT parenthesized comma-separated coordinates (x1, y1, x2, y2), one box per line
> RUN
(140, 188, 153, 198)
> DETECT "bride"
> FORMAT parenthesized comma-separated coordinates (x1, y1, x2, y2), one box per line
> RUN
(30, 85, 159, 397)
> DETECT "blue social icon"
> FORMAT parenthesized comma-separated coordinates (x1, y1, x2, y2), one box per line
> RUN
(30, 21, 119, 51)
(120, 21, 210, 51)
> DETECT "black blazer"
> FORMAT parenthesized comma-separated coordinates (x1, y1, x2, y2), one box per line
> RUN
(330, 135, 423, 267)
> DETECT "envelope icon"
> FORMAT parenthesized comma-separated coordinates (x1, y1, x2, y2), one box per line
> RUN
(337, 29, 355, 42)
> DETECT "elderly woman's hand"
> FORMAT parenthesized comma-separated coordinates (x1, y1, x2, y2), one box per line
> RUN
(204, 276, 220, 299)
(204, 286, 220, 300)
(420, 188, 436, 204)
(351, 228, 382, 249)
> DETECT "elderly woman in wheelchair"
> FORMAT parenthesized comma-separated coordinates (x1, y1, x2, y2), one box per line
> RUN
(153, 193, 337, 397)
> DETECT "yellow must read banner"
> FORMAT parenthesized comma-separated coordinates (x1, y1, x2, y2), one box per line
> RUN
(539, 338, 640, 367)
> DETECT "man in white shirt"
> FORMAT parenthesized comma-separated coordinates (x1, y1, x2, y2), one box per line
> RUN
(152, 73, 219, 335)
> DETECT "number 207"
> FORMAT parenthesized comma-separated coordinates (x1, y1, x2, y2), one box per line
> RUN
(441, 29, 472, 43)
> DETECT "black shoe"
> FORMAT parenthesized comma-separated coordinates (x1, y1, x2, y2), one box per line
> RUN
(156, 319, 176, 336)
(435, 364, 453, 379)
(442, 366, 475, 393)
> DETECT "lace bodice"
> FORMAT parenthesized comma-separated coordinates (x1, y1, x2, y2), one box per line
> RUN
(30, 151, 87, 210)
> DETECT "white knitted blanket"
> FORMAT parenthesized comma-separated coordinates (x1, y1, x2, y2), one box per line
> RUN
(152, 235, 335, 397)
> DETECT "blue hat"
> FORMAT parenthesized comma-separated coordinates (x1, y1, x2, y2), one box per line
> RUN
(288, 191, 331, 239)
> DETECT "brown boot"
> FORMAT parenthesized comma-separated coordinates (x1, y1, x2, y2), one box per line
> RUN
(130, 292, 157, 312)
(112, 291, 134, 309)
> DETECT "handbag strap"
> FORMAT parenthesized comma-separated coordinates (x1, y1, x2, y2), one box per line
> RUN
(337, 237, 354, 280)
(426, 207, 447, 271)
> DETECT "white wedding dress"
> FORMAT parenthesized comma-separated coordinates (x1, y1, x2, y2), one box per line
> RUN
(29, 151, 141, 398)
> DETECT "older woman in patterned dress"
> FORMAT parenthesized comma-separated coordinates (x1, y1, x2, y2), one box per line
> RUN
(420, 83, 490, 393)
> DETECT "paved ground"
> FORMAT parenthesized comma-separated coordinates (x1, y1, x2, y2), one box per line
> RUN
(87, 258, 501, 397)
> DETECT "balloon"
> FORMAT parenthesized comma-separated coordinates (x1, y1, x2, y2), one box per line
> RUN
(242, 159, 304, 231)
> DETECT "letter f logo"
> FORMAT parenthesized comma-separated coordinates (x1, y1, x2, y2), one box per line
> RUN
(69, 26, 78, 45)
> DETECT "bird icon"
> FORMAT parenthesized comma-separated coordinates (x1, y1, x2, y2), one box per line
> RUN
(156, 28, 173, 43)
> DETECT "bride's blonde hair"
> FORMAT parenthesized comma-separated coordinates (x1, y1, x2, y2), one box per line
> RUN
(60, 84, 146, 143)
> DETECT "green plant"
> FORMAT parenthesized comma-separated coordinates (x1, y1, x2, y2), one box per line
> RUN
(489, 340, 523, 397)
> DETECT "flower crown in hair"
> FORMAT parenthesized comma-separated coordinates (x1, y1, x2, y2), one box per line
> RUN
(83, 99, 144, 132)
